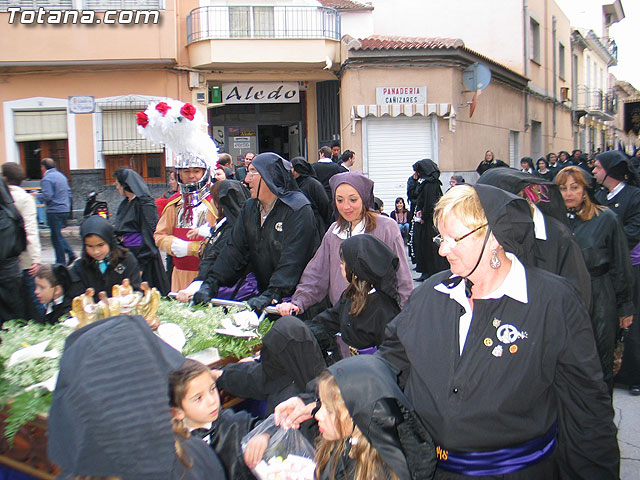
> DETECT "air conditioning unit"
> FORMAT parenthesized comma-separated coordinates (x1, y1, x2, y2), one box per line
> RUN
(189, 72, 204, 90)
(560, 87, 570, 102)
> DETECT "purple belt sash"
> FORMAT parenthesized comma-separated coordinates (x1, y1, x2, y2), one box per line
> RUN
(121, 232, 143, 247)
(436, 423, 557, 476)
(348, 345, 378, 356)
(630, 242, 640, 266)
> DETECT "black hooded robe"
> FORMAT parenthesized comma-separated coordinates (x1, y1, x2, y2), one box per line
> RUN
(217, 316, 326, 415)
(318, 356, 437, 480)
(567, 209, 634, 393)
(477, 168, 592, 309)
(205, 154, 320, 308)
(375, 185, 618, 479)
(596, 184, 640, 387)
(412, 160, 448, 277)
(195, 180, 249, 282)
(307, 234, 401, 358)
(113, 169, 169, 295)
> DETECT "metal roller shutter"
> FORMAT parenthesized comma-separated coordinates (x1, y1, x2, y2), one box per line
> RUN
(364, 115, 435, 213)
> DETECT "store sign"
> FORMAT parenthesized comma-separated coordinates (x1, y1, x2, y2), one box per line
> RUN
(68, 95, 95, 113)
(376, 86, 427, 105)
(222, 82, 299, 104)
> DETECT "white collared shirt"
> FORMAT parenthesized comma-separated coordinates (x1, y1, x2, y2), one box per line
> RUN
(46, 295, 65, 315)
(317, 157, 333, 163)
(531, 205, 547, 241)
(434, 253, 528, 355)
(332, 218, 366, 239)
(606, 181, 625, 201)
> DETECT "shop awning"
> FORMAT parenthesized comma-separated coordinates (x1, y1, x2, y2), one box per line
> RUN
(351, 103, 456, 132)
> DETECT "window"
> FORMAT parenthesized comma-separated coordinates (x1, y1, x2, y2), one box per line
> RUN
(530, 121, 542, 161)
(558, 43, 566, 79)
(98, 103, 165, 184)
(228, 6, 274, 38)
(530, 18, 541, 63)
(509, 131, 520, 168)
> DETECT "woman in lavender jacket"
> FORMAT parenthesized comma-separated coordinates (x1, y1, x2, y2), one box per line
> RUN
(277, 171, 413, 316)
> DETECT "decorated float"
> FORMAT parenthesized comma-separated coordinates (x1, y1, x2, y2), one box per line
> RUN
(0, 281, 273, 478)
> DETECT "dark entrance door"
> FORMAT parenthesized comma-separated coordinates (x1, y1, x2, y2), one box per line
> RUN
(18, 139, 71, 182)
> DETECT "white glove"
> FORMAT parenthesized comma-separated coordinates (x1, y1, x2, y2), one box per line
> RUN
(171, 238, 190, 257)
(197, 225, 211, 238)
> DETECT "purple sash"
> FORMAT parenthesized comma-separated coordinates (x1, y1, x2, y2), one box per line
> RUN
(630, 242, 640, 266)
(436, 423, 557, 476)
(217, 272, 259, 301)
(121, 232, 143, 247)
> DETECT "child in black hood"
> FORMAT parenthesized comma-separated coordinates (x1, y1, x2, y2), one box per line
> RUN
(70, 215, 141, 301)
(313, 355, 435, 480)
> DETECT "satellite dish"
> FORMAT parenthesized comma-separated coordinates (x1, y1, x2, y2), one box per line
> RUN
(463, 63, 492, 91)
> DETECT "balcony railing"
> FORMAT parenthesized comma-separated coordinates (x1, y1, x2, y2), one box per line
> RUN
(600, 36, 618, 62)
(186, 5, 340, 44)
(573, 86, 617, 116)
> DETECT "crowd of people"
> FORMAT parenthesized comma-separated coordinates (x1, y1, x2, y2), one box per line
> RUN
(1, 132, 639, 479)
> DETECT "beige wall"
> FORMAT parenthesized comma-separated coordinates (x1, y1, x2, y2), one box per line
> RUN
(339, 65, 526, 173)
(0, 3, 178, 64)
(1, 69, 187, 169)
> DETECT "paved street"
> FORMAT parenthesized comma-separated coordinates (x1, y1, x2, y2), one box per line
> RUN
(39, 226, 640, 478)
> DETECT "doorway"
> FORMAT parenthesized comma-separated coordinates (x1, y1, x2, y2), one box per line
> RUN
(18, 139, 70, 182)
(258, 124, 301, 159)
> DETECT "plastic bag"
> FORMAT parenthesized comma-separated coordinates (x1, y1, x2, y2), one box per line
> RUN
(241, 414, 316, 480)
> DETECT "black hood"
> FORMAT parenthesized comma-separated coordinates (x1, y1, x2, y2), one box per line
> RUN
(48, 315, 186, 479)
(252, 152, 310, 211)
(120, 169, 151, 197)
(291, 156, 316, 178)
(474, 184, 536, 265)
(477, 167, 568, 226)
(80, 215, 117, 249)
(596, 150, 640, 186)
(340, 234, 400, 307)
(216, 179, 249, 224)
(329, 356, 436, 480)
(412, 159, 440, 182)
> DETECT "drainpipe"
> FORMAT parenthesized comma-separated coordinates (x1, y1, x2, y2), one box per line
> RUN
(523, 0, 530, 131)
(552, 15, 557, 137)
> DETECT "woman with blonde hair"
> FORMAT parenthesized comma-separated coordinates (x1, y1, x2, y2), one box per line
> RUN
(556, 166, 634, 394)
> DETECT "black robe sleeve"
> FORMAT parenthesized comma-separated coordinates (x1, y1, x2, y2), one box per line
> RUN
(257, 204, 318, 301)
(208, 204, 253, 288)
(138, 195, 161, 258)
(554, 290, 620, 478)
(196, 223, 232, 281)
(210, 409, 261, 480)
(341, 293, 401, 350)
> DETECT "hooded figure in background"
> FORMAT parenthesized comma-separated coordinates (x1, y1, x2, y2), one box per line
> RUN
(113, 168, 169, 295)
(477, 167, 592, 309)
(307, 234, 401, 360)
(376, 184, 618, 478)
(412, 159, 448, 281)
(325, 355, 437, 480)
(593, 151, 640, 394)
(48, 315, 226, 480)
(216, 315, 326, 415)
(70, 215, 141, 300)
(176, 180, 257, 302)
(194, 152, 319, 312)
(291, 156, 333, 236)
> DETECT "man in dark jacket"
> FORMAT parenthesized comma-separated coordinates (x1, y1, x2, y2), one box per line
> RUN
(313, 146, 346, 199)
(194, 153, 320, 311)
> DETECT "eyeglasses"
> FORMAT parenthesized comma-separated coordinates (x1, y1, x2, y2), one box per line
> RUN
(246, 168, 260, 178)
(433, 223, 488, 248)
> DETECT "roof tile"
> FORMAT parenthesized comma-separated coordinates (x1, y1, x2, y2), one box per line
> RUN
(353, 35, 464, 51)
(317, 0, 374, 10)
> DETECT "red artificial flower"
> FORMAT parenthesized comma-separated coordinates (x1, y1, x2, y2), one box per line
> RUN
(155, 102, 171, 116)
(136, 111, 149, 127)
(180, 103, 197, 121)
